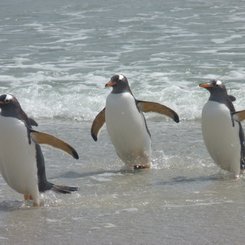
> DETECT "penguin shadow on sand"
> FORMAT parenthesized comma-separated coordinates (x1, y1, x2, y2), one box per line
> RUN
(55, 164, 155, 180)
(155, 173, 234, 187)
(0, 199, 24, 212)
(54, 169, 122, 180)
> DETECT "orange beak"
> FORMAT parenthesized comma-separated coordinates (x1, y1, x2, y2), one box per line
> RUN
(105, 81, 116, 88)
(199, 82, 213, 89)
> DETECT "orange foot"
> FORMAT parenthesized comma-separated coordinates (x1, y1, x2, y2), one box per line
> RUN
(24, 194, 40, 207)
(24, 194, 33, 201)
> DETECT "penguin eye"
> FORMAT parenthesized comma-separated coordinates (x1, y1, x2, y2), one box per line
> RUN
(4, 99, 10, 104)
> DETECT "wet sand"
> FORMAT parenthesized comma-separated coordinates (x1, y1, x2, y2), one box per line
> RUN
(0, 120, 244, 245)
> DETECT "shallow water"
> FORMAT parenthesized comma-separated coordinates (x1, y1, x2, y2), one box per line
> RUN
(0, 0, 245, 121)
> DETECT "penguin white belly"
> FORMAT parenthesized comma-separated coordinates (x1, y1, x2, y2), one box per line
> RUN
(201, 101, 241, 175)
(0, 116, 39, 200)
(105, 93, 151, 168)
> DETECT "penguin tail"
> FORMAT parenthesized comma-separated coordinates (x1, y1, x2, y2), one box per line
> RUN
(39, 181, 78, 194)
(51, 184, 79, 194)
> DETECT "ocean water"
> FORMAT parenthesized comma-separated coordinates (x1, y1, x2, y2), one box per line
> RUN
(0, 0, 245, 244)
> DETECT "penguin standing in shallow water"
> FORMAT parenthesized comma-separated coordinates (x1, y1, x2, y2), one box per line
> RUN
(0, 94, 79, 206)
(91, 74, 179, 170)
(200, 80, 245, 178)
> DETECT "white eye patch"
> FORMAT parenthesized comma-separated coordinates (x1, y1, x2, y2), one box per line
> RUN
(5, 94, 13, 101)
(118, 74, 124, 80)
(216, 80, 222, 86)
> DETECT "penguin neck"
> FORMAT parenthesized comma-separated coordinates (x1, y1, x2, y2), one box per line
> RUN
(209, 92, 235, 112)
(209, 90, 228, 103)
(111, 85, 132, 94)
(1, 107, 19, 118)
(1, 107, 31, 127)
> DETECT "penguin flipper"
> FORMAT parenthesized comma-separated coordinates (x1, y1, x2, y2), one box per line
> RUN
(28, 117, 38, 127)
(233, 110, 245, 122)
(91, 108, 105, 141)
(137, 100, 179, 123)
(30, 130, 79, 159)
(229, 95, 236, 102)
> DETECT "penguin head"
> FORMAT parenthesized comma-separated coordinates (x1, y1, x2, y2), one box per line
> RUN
(199, 80, 233, 105)
(199, 80, 228, 95)
(0, 94, 22, 116)
(105, 74, 131, 94)
(0, 94, 17, 106)
(199, 79, 226, 90)
(0, 94, 37, 127)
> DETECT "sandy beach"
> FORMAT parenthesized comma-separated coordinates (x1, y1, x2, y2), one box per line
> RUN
(0, 120, 244, 245)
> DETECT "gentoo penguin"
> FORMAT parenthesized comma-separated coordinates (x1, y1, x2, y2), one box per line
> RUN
(200, 80, 245, 178)
(91, 74, 179, 170)
(0, 94, 79, 206)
